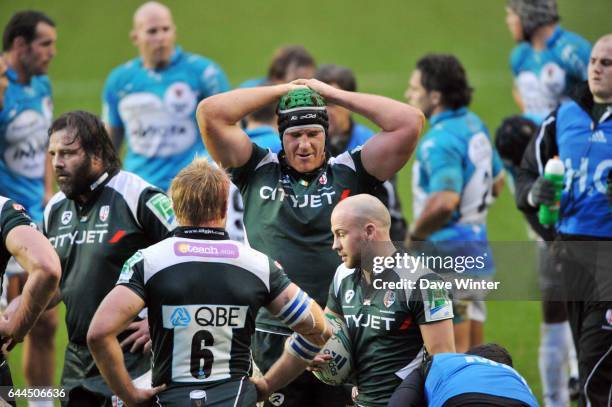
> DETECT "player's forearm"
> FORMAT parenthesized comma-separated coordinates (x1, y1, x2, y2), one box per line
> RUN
(263, 351, 309, 394)
(88, 335, 138, 404)
(8, 263, 59, 340)
(330, 88, 424, 139)
(411, 199, 457, 239)
(197, 84, 291, 129)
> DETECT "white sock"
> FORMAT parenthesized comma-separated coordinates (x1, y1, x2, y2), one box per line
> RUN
(539, 322, 570, 407)
(564, 321, 579, 379)
(28, 401, 54, 407)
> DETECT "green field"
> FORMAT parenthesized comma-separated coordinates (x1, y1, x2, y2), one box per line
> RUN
(1, 0, 610, 404)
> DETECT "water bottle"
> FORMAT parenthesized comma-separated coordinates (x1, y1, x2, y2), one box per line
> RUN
(190, 390, 207, 406)
(538, 157, 565, 226)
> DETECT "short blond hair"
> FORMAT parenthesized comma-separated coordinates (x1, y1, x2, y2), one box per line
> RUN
(170, 158, 229, 226)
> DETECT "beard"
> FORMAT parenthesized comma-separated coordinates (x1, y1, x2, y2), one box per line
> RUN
(56, 156, 96, 200)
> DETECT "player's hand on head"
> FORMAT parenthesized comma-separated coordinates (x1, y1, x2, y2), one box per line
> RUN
(306, 352, 332, 372)
(120, 318, 151, 353)
(290, 78, 337, 98)
(529, 176, 557, 207)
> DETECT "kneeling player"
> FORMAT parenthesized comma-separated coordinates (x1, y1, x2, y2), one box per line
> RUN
(320, 195, 455, 407)
(87, 159, 332, 406)
(388, 343, 538, 406)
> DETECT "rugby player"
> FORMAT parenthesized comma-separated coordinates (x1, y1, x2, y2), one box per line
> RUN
(87, 158, 332, 406)
(388, 343, 538, 407)
(0, 197, 60, 405)
(44, 111, 176, 405)
(516, 34, 612, 406)
(0, 11, 59, 400)
(506, 0, 591, 124)
(239, 45, 316, 88)
(322, 194, 454, 407)
(102, 1, 230, 192)
(197, 80, 424, 406)
(315, 64, 408, 241)
(405, 54, 504, 352)
(504, 1, 590, 400)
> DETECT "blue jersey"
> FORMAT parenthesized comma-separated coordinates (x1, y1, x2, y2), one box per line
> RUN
(245, 126, 281, 153)
(237, 77, 265, 89)
(346, 122, 374, 151)
(0, 68, 53, 222)
(425, 353, 538, 407)
(102, 47, 230, 191)
(510, 26, 590, 124)
(413, 108, 502, 243)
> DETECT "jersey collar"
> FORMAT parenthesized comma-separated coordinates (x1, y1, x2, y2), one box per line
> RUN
(173, 226, 229, 240)
(429, 107, 468, 126)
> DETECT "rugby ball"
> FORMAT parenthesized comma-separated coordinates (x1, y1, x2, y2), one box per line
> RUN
(313, 313, 353, 385)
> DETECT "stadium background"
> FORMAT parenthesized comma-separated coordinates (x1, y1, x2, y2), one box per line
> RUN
(0, 0, 610, 404)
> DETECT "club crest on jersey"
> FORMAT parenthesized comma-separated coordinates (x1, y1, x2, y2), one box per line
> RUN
(319, 173, 328, 185)
(383, 290, 396, 308)
(268, 393, 285, 406)
(163, 82, 196, 118)
(61, 211, 73, 225)
(99, 205, 110, 222)
(170, 307, 191, 327)
(345, 289, 355, 304)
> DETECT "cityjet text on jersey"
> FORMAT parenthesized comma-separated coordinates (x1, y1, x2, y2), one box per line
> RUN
(259, 186, 336, 208)
(49, 229, 109, 248)
(345, 313, 395, 331)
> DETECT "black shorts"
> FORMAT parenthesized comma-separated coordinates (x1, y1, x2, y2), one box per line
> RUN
(61, 341, 149, 406)
(155, 378, 257, 406)
(253, 330, 352, 407)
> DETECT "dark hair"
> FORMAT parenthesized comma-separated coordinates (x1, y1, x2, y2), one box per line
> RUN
(416, 54, 473, 109)
(48, 111, 121, 173)
(3, 10, 55, 51)
(315, 64, 357, 92)
(267, 45, 315, 82)
(467, 343, 514, 367)
(495, 115, 538, 167)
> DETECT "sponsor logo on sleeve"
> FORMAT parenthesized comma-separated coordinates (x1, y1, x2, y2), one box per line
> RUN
(146, 193, 176, 230)
(344, 289, 355, 304)
(117, 251, 144, 284)
(383, 290, 396, 308)
(424, 287, 453, 322)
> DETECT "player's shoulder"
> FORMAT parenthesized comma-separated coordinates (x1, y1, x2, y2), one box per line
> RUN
(43, 191, 68, 218)
(332, 264, 356, 296)
(180, 49, 224, 75)
(554, 28, 591, 51)
(510, 42, 532, 73)
(252, 146, 280, 171)
(32, 74, 52, 94)
(105, 57, 142, 86)
(329, 147, 361, 172)
(106, 170, 163, 219)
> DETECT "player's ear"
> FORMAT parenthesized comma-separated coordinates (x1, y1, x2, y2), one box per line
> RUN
(430, 90, 442, 107)
(365, 223, 376, 241)
(129, 29, 138, 46)
(12, 36, 27, 53)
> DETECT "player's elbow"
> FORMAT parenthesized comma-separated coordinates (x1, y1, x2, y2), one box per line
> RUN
(396, 106, 426, 157)
(31, 252, 61, 288)
(86, 316, 113, 352)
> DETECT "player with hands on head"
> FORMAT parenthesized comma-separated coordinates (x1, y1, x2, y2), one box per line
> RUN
(197, 78, 424, 406)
